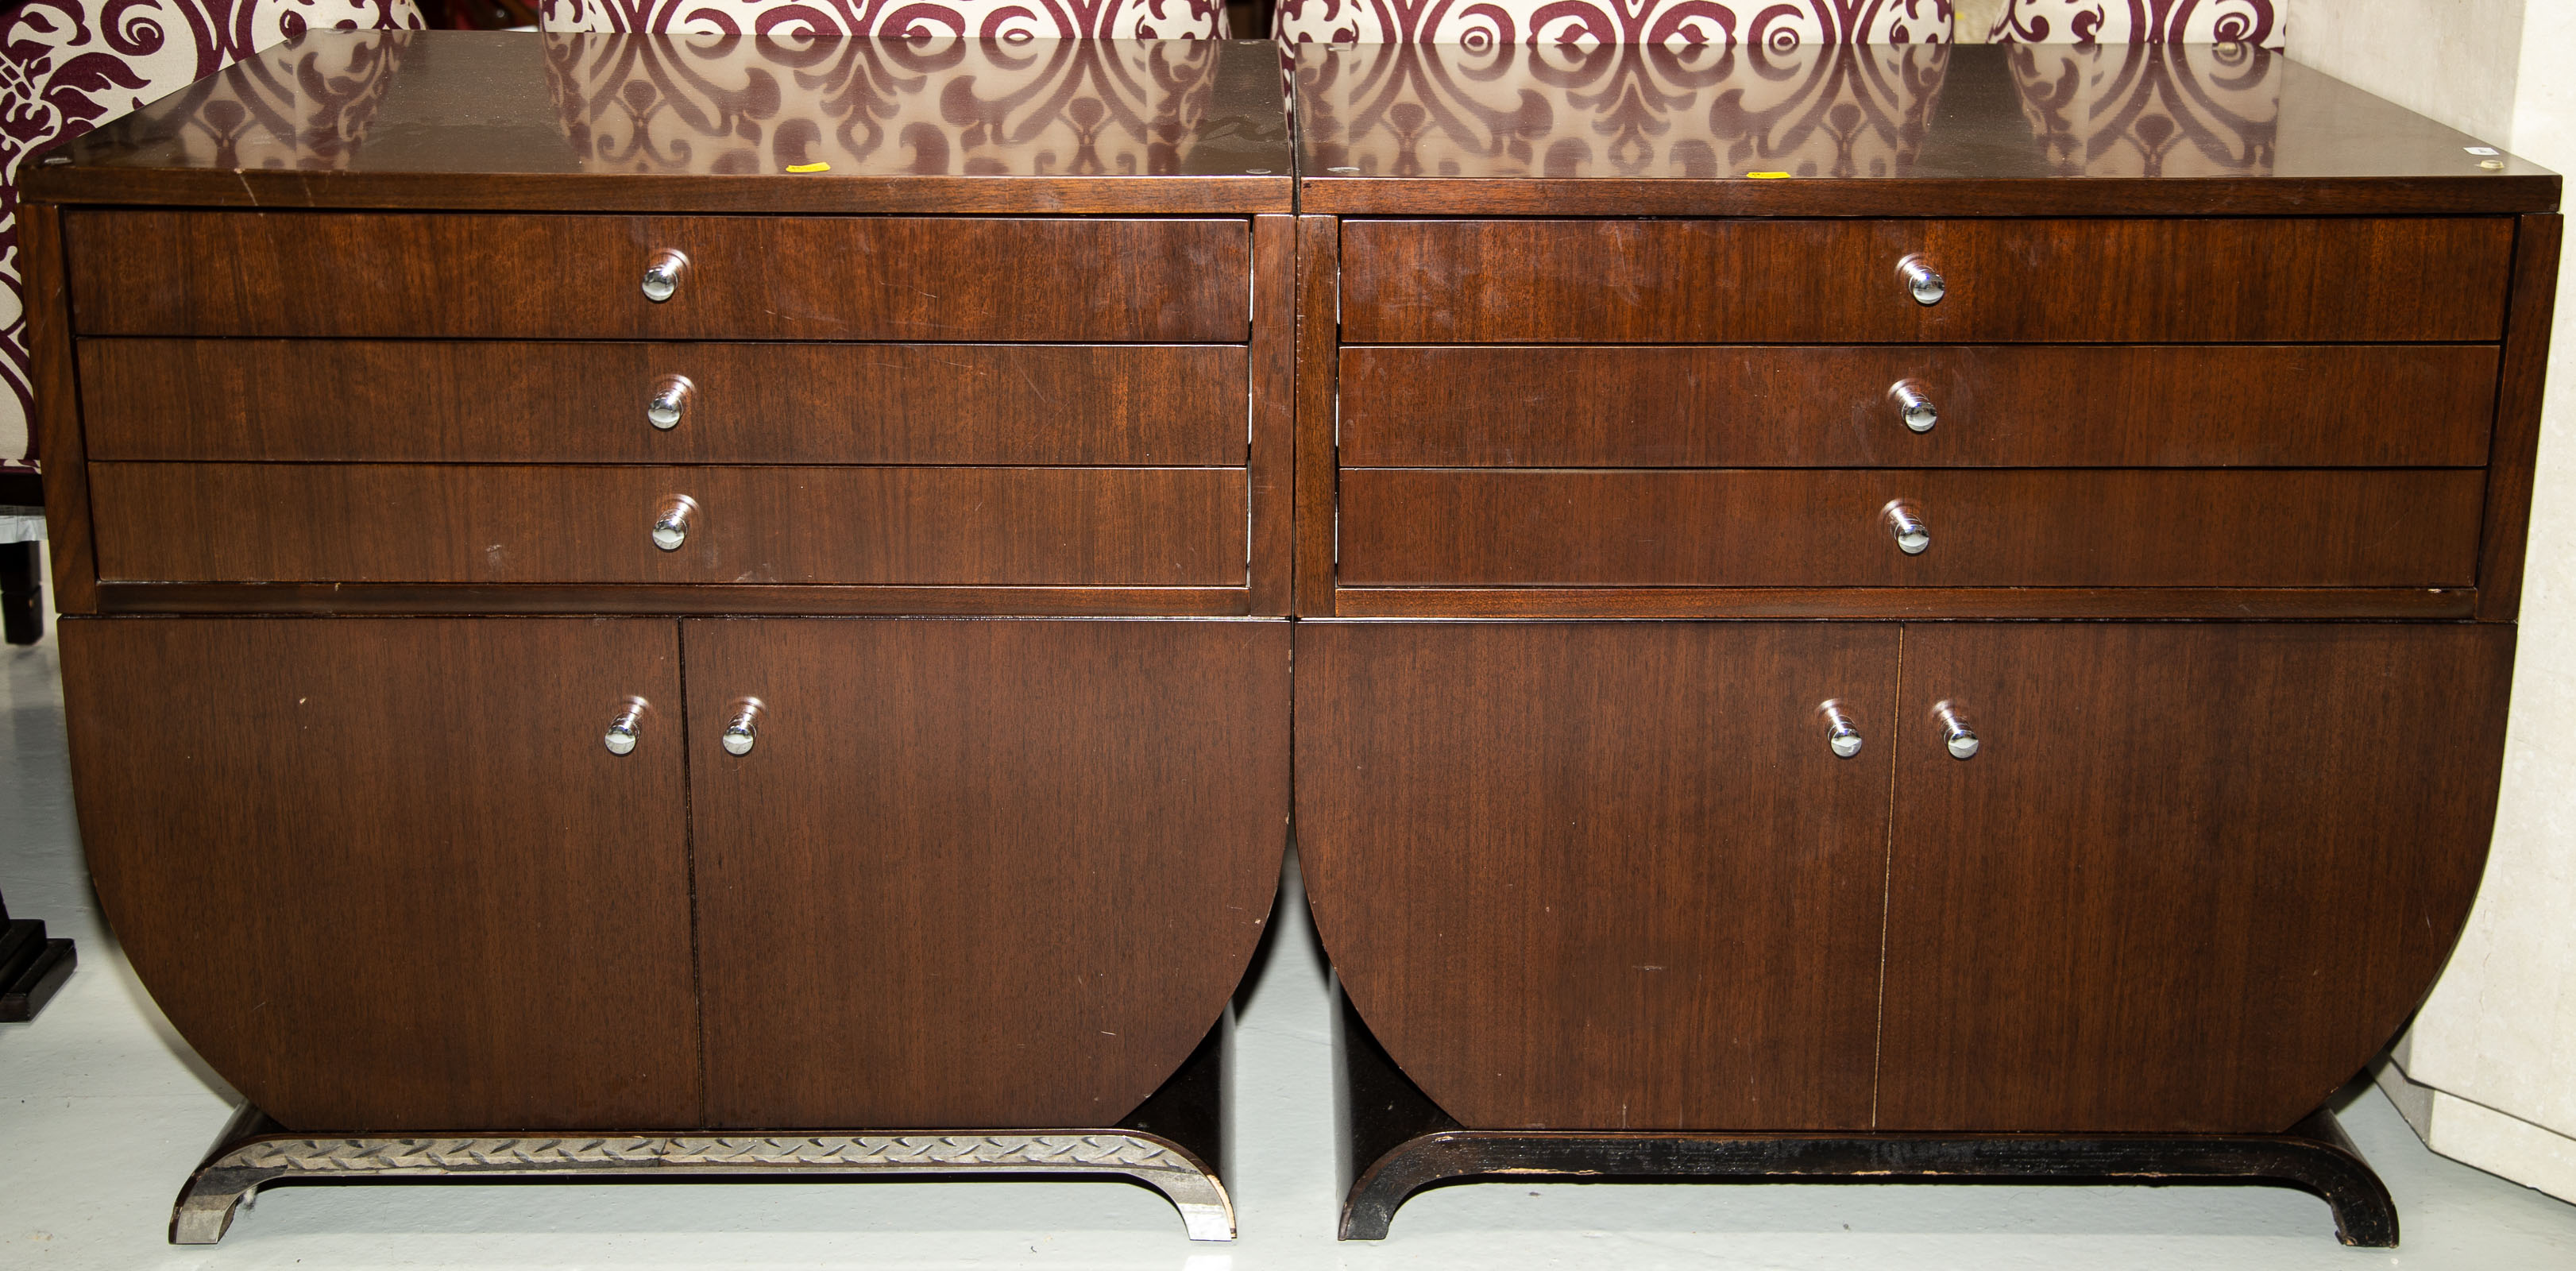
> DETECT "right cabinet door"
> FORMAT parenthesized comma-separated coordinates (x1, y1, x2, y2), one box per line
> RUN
(684, 617, 1288, 1130)
(1877, 622, 2514, 1134)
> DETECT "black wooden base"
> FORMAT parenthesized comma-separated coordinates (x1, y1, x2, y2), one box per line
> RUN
(1, 470, 41, 648)
(0, 915, 75, 1022)
(173, 1010, 1236, 1243)
(1333, 986, 2397, 1246)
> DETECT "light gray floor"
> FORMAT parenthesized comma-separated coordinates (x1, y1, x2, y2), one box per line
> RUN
(6, 628, 2576, 1269)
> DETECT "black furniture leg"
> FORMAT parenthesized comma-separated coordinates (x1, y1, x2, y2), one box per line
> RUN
(0, 891, 77, 1022)
(1334, 988, 2396, 1246)
(0, 539, 39, 646)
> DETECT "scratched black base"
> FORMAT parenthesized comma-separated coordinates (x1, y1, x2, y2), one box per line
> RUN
(1332, 987, 2396, 1246)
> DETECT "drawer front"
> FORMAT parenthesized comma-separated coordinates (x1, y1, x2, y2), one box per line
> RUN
(91, 465, 1246, 586)
(68, 212, 1250, 341)
(1342, 346, 2500, 468)
(82, 341, 1247, 465)
(1341, 218, 2512, 344)
(1338, 469, 2483, 588)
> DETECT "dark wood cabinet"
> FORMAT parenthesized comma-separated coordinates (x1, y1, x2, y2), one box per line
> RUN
(26, 31, 1296, 1241)
(1291, 38, 2556, 1242)
(688, 617, 1287, 1129)
(59, 616, 704, 1131)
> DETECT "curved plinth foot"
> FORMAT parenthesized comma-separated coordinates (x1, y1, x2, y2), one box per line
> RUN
(175, 1018, 1237, 1244)
(1333, 990, 2394, 1246)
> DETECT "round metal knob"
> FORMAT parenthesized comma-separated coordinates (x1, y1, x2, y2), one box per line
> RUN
(1899, 255, 1945, 306)
(651, 495, 697, 552)
(1819, 701, 1863, 759)
(721, 699, 764, 756)
(1934, 701, 1979, 760)
(640, 249, 689, 303)
(603, 697, 648, 755)
(1890, 380, 1937, 433)
(1883, 500, 1930, 555)
(647, 376, 693, 430)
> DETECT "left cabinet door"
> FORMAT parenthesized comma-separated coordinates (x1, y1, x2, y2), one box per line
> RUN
(60, 617, 702, 1132)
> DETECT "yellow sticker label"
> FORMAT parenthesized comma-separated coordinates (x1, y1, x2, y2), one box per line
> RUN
(1747, 171, 1792, 180)
(786, 162, 831, 173)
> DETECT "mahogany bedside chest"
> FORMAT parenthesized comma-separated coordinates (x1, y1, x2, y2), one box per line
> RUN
(1287, 40, 2559, 1244)
(25, 29, 1294, 1242)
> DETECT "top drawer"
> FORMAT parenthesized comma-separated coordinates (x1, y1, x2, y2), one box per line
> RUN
(1341, 218, 2513, 344)
(67, 212, 1251, 342)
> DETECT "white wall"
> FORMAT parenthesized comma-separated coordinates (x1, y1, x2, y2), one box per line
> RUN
(2290, 0, 2576, 1200)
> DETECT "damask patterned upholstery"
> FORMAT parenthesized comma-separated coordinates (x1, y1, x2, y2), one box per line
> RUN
(1272, 0, 2287, 48)
(1986, 0, 2284, 48)
(1273, 0, 1954, 47)
(538, 0, 1230, 38)
(0, 0, 425, 469)
(545, 35, 1229, 176)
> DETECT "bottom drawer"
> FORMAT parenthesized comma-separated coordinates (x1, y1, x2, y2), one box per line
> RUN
(91, 463, 1246, 586)
(1337, 469, 2484, 588)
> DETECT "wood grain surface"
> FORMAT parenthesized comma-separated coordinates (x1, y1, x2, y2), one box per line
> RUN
(1327, 585, 2479, 622)
(1296, 620, 1895, 1131)
(21, 203, 97, 613)
(90, 464, 1247, 588)
(1294, 214, 1341, 615)
(68, 212, 1251, 341)
(1340, 345, 2500, 469)
(1250, 214, 1296, 614)
(1341, 218, 2513, 344)
(60, 616, 702, 1131)
(1878, 622, 2512, 1133)
(2478, 213, 2564, 620)
(1336, 468, 2485, 589)
(688, 617, 1288, 1128)
(82, 341, 1249, 466)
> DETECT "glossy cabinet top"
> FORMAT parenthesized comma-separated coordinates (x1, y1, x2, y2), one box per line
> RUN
(29, 31, 1293, 213)
(1294, 41, 2557, 214)
(28, 32, 2555, 217)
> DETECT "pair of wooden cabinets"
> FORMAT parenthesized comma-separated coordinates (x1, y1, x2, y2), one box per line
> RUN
(21, 36, 2559, 1173)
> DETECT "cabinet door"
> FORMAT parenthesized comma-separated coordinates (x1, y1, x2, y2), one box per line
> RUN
(1296, 622, 1897, 1131)
(60, 617, 701, 1131)
(686, 618, 1288, 1129)
(1879, 623, 2512, 1133)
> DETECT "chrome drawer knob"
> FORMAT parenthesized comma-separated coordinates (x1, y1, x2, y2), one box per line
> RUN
(721, 699, 764, 756)
(1934, 701, 1979, 759)
(640, 249, 689, 303)
(651, 495, 697, 551)
(647, 376, 692, 430)
(603, 697, 648, 755)
(1899, 255, 1945, 306)
(1884, 500, 1930, 555)
(1890, 380, 1938, 432)
(1819, 701, 1863, 759)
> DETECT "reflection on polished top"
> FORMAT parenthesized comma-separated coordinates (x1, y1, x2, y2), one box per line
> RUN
(1295, 40, 2546, 184)
(43, 29, 1288, 180)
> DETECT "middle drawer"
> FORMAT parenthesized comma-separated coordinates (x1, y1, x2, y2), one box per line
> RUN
(90, 465, 1246, 587)
(81, 341, 1247, 466)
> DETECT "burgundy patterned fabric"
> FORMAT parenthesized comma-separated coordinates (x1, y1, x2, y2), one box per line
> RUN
(1986, 0, 2284, 47)
(547, 34, 1225, 174)
(1303, 41, 1952, 177)
(1274, 0, 1955, 48)
(0, 0, 426, 468)
(540, 0, 1230, 38)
